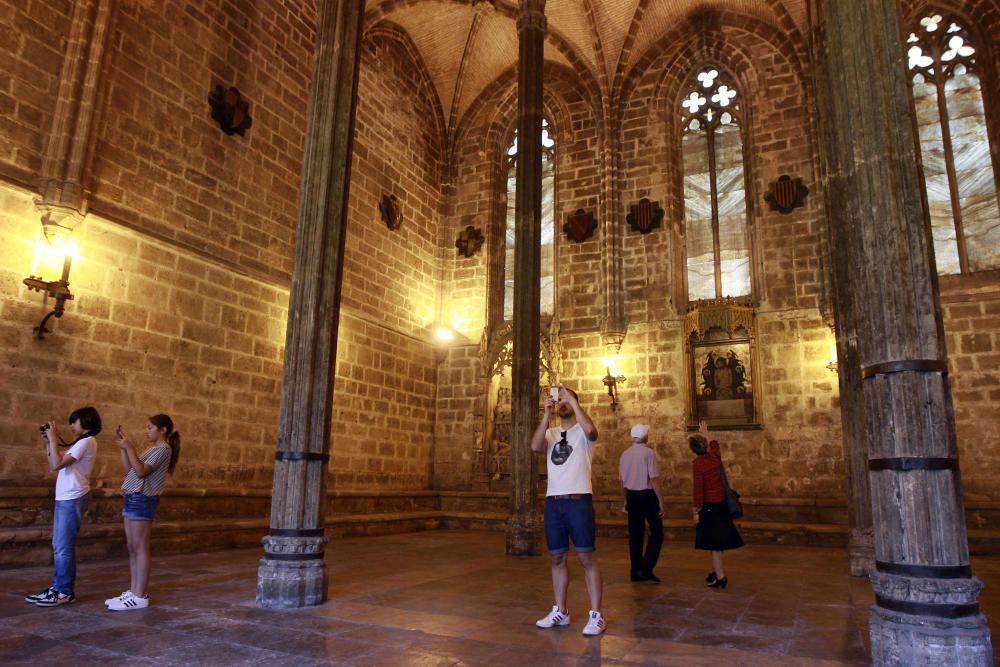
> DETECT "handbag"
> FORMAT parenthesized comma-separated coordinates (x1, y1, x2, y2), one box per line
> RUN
(719, 463, 743, 519)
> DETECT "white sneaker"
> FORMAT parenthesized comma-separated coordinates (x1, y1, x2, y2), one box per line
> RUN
(108, 591, 149, 611)
(582, 610, 606, 636)
(105, 590, 131, 607)
(535, 605, 570, 628)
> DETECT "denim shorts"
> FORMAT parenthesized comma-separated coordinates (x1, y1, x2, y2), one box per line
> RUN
(543, 495, 596, 554)
(122, 492, 160, 521)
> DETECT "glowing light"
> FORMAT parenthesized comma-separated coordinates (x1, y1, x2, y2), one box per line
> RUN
(434, 326, 455, 343)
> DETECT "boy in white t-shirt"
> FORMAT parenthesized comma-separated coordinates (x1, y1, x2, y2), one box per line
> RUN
(24, 407, 101, 607)
(530, 386, 606, 636)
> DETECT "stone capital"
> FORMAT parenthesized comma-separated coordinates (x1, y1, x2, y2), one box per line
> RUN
(516, 6, 546, 34)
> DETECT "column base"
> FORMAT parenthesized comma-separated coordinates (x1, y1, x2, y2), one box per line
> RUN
(256, 557, 327, 608)
(869, 572, 993, 665)
(870, 605, 993, 666)
(255, 534, 328, 608)
(505, 515, 541, 556)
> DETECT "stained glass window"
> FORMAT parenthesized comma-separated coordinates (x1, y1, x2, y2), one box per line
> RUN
(681, 67, 751, 301)
(908, 13, 1000, 274)
(504, 120, 555, 320)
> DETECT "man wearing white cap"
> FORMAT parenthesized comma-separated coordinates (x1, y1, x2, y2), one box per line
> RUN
(619, 423, 664, 582)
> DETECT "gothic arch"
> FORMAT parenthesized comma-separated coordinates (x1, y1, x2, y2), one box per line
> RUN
(363, 21, 448, 181)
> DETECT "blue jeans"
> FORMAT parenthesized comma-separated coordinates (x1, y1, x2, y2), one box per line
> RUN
(51, 494, 89, 595)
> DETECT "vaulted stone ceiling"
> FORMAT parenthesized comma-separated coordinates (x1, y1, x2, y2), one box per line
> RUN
(362, 0, 809, 134)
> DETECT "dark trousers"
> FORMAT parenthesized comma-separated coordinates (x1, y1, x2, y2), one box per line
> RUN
(625, 489, 663, 576)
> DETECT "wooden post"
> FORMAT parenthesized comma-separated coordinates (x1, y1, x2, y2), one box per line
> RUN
(808, 0, 874, 578)
(506, 0, 546, 557)
(256, 0, 365, 608)
(817, 0, 993, 662)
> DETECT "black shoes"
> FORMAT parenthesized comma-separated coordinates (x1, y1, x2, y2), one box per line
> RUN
(630, 570, 660, 583)
(705, 571, 717, 583)
(708, 576, 728, 589)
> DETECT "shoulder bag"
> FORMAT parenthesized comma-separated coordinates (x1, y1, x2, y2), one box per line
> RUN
(719, 462, 743, 519)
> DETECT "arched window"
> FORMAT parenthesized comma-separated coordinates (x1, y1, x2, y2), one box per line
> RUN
(503, 119, 555, 320)
(908, 11, 1000, 274)
(680, 66, 751, 302)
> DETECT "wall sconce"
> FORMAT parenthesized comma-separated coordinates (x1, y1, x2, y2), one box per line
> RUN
(23, 243, 75, 340)
(603, 366, 627, 412)
(826, 340, 839, 373)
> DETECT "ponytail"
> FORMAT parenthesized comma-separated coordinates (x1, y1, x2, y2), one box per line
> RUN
(167, 430, 181, 474)
(149, 413, 181, 474)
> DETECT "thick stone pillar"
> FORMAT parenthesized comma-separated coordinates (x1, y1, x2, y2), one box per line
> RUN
(506, 0, 546, 557)
(808, 0, 874, 578)
(256, 0, 365, 608)
(818, 0, 993, 663)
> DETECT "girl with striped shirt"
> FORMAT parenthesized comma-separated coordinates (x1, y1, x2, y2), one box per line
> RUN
(106, 414, 180, 611)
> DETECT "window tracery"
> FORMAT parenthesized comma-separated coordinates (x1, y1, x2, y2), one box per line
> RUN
(907, 11, 1000, 274)
(680, 66, 752, 302)
(503, 119, 555, 320)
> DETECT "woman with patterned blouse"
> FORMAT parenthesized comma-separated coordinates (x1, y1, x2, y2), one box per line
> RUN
(106, 414, 181, 611)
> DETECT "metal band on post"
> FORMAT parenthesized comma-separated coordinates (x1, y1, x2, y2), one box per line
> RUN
(267, 528, 325, 537)
(860, 359, 948, 379)
(274, 451, 330, 463)
(875, 595, 981, 619)
(868, 457, 959, 472)
(263, 552, 325, 561)
(875, 561, 972, 579)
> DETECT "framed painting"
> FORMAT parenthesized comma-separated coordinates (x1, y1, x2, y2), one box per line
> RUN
(685, 300, 761, 429)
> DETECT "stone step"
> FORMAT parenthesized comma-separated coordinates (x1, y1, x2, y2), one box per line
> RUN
(4, 489, 1000, 567)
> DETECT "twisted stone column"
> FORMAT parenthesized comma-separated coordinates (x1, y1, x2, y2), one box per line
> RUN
(818, 0, 993, 662)
(506, 0, 546, 557)
(256, 0, 365, 608)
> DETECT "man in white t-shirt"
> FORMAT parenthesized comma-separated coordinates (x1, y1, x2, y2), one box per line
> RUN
(24, 407, 101, 608)
(530, 385, 606, 636)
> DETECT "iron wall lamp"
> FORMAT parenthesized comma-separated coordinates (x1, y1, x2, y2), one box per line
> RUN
(23, 253, 74, 340)
(603, 366, 627, 412)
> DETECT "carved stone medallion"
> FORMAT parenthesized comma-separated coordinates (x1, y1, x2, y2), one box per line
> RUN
(764, 175, 809, 214)
(626, 198, 663, 234)
(456, 225, 485, 257)
(563, 209, 597, 243)
(379, 194, 402, 230)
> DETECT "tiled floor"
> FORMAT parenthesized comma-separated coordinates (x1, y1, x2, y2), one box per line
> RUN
(1, 530, 998, 665)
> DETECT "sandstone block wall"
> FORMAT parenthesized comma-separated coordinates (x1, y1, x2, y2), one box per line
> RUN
(0, 0, 998, 561)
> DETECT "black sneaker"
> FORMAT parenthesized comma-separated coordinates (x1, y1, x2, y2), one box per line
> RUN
(35, 589, 74, 607)
(25, 587, 54, 603)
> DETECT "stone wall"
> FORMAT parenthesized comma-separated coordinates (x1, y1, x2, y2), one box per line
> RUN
(1, 0, 999, 567)
(0, 2, 446, 506)
(0, 183, 287, 491)
(432, 11, 849, 506)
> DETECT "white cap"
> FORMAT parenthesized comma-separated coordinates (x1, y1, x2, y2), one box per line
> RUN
(630, 424, 649, 439)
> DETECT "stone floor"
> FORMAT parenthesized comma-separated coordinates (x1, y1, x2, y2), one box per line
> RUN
(1, 530, 998, 666)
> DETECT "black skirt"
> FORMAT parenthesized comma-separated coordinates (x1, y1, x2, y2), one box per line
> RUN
(695, 500, 744, 551)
